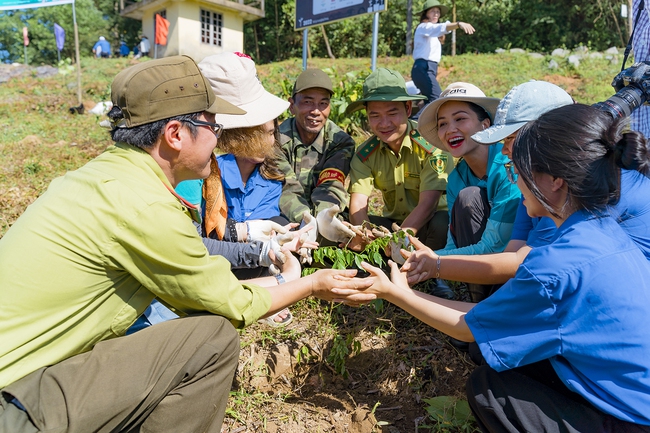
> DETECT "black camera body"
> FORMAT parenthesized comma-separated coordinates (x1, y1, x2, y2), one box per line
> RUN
(594, 61, 650, 119)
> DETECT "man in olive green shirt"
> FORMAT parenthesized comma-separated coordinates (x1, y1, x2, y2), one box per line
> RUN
(0, 56, 371, 433)
(347, 68, 454, 254)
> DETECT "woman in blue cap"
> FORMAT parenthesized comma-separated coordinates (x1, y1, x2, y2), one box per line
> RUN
(411, 0, 475, 108)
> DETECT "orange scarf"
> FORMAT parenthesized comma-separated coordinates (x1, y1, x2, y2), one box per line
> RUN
(202, 157, 228, 239)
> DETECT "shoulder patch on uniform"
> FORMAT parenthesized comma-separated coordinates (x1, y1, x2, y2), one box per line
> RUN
(410, 129, 434, 154)
(429, 154, 449, 174)
(317, 168, 345, 185)
(355, 136, 380, 162)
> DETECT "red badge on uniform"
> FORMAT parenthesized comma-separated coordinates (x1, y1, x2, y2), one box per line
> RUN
(317, 168, 345, 185)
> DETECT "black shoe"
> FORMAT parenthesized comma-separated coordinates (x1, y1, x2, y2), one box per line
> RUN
(430, 278, 455, 300)
(448, 336, 470, 352)
(413, 278, 455, 300)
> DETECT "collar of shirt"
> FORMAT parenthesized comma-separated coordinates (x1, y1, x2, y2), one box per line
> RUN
(289, 117, 328, 154)
(218, 153, 264, 193)
(378, 121, 415, 157)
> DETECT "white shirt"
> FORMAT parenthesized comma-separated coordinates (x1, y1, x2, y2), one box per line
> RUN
(412, 21, 451, 62)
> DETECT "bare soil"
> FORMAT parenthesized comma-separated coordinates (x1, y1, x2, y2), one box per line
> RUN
(223, 289, 478, 433)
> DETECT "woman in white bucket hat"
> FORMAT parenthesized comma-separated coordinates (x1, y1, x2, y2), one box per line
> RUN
(414, 82, 520, 305)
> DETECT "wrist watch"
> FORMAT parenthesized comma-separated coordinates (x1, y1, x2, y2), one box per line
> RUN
(274, 273, 286, 285)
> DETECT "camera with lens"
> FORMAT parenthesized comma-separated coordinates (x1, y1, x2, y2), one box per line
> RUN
(593, 61, 650, 119)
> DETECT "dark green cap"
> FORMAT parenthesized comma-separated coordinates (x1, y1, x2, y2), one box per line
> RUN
(346, 68, 426, 114)
(111, 55, 244, 128)
(421, 0, 449, 17)
(292, 68, 333, 96)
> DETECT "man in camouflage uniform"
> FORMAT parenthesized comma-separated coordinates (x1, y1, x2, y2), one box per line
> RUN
(278, 69, 355, 226)
(347, 69, 455, 299)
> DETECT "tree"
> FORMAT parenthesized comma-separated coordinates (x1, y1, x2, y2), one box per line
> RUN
(0, 0, 107, 64)
(244, 0, 628, 64)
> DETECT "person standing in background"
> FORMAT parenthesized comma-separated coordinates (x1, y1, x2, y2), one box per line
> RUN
(411, 0, 474, 115)
(136, 35, 150, 59)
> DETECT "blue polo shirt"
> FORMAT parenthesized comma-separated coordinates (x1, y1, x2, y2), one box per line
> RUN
(510, 169, 650, 258)
(216, 154, 282, 222)
(510, 198, 556, 247)
(174, 155, 283, 222)
(467, 210, 650, 424)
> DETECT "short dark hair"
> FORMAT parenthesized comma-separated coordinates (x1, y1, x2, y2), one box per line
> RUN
(107, 106, 201, 149)
(466, 102, 491, 123)
(512, 103, 649, 218)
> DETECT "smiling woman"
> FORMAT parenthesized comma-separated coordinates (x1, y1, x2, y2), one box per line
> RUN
(416, 82, 520, 302)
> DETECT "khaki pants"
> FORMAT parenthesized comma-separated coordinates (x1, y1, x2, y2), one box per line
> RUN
(1, 315, 239, 433)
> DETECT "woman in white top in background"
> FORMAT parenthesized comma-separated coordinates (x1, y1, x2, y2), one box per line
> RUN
(411, 0, 475, 110)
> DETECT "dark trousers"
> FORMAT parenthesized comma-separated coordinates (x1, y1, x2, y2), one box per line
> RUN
(411, 58, 442, 104)
(467, 360, 650, 433)
(450, 186, 501, 302)
(369, 209, 448, 251)
(0, 315, 239, 433)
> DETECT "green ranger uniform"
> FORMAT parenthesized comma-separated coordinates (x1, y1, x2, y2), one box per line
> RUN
(349, 120, 454, 224)
(278, 117, 355, 223)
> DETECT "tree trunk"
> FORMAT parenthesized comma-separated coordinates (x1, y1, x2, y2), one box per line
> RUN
(451, 0, 457, 56)
(253, 23, 260, 61)
(307, 32, 312, 59)
(628, 0, 634, 41)
(321, 25, 335, 59)
(406, 0, 413, 55)
(274, 0, 280, 60)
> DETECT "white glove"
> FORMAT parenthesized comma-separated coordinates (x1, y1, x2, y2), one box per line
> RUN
(316, 205, 356, 243)
(245, 220, 287, 242)
(298, 211, 318, 265)
(388, 233, 410, 265)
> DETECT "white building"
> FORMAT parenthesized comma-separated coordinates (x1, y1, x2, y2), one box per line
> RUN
(121, 0, 264, 61)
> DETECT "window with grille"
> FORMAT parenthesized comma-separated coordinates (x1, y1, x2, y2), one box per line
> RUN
(157, 9, 166, 19)
(201, 9, 222, 46)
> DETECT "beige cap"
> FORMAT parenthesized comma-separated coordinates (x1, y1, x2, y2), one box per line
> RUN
(199, 52, 289, 129)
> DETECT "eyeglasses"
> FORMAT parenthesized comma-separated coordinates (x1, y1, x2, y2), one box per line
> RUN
(504, 161, 518, 185)
(185, 119, 224, 139)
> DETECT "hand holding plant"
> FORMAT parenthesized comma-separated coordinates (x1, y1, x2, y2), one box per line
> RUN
(400, 235, 439, 285)
(309, 268, 375, 305)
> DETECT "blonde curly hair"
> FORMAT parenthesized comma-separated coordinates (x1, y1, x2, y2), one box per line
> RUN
(216, 119, 285, 181)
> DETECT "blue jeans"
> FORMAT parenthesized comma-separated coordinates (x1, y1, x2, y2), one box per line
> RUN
(411, 58, 441, 104)
(127, 299, 179, 334)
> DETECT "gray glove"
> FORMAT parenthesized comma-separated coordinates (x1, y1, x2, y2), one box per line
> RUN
(259, 238, 286, 268)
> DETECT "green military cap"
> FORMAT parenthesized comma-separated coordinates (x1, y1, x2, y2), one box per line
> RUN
(111, 55, 245, 128)
(420, 0, 449, 17)
(346, 68, 426, 114)
(292, 68, 333, 96)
